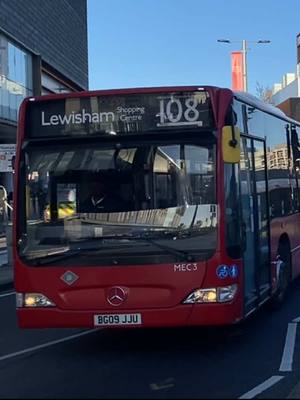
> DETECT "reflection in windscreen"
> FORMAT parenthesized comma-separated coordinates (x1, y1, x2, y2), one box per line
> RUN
(20, 142, 217, 265)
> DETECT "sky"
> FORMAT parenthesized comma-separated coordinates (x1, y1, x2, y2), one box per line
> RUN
(87, 0, 300, 96)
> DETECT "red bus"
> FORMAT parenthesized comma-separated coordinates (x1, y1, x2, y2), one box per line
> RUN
(14, 86, 300, 328)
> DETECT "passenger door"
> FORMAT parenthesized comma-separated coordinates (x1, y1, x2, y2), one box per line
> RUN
(240, 136, 271, 314)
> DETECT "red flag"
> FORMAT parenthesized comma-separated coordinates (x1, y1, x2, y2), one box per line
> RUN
(231, 52, 244, 91)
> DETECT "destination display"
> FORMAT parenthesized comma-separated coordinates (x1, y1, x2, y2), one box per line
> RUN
(25, 91, 215, 137)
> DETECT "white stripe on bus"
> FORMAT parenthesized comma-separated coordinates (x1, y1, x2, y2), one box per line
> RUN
(291, 244, 300, 253)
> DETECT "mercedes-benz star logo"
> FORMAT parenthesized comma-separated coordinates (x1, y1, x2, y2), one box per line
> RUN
(107, 286, 127, 306)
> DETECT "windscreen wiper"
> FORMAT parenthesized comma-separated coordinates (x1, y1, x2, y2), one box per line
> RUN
(120, 234, 195, 261)
(30, 233, 195, 265)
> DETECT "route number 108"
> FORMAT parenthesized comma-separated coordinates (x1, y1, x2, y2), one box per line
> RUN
(158, 96, 203, 127)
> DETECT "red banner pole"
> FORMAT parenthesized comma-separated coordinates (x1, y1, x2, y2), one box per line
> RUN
(231, 51, 244, 91)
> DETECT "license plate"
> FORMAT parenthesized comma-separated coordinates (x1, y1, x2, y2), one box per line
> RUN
(94, 313, 142, 326)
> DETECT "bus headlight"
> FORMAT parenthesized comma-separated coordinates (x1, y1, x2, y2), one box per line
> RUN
(183, 288, 217, 303)
(217, 284, 238, 302)
(16, 293, 56, 307)
(183, 284, 237, 304)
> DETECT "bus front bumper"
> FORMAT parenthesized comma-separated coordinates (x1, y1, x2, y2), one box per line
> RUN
(17, 302, 243, 328)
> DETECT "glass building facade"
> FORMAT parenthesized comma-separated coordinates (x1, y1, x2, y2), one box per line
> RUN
(0, 34, 33, 122)
(0, 0, 87, 284)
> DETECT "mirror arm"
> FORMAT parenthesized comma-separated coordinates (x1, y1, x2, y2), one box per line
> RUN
(229, 125, 238, 148)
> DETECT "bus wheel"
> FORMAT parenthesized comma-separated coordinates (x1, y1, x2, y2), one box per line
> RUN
(270, 241, 291, 308)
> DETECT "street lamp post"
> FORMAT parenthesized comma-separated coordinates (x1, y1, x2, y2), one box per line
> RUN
(217, 39, 271, 92)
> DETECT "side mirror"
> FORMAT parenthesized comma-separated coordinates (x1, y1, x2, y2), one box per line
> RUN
(222, 126, 241, 163)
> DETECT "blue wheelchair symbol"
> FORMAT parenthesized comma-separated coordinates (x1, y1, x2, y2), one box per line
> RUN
(216, 265, 229, 279)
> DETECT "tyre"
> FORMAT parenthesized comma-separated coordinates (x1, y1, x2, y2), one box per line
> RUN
(270, 240, 291, 308)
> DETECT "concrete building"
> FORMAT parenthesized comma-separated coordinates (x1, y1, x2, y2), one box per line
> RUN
(271, 33, 300, 122)
(0, 0, 88, 226)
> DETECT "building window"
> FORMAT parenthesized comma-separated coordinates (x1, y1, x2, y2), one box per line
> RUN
(0, 34, 33, 122)
(41, 71, 72, 95)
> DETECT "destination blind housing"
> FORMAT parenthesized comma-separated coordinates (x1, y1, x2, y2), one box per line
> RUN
(25, 90, 215, 137)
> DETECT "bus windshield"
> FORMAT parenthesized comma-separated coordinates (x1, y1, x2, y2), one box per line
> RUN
(18, 139, 217, 266)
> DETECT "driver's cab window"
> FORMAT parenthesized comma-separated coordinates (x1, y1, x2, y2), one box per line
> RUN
(153, 145, 215, 208)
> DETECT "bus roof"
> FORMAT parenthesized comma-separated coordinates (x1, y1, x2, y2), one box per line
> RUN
(234, 90, 300, 127)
